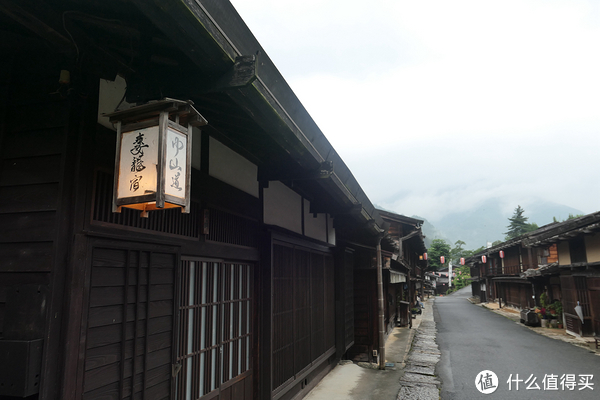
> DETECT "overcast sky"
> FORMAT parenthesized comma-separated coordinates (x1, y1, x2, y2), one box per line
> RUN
(230, 0, 600, 221)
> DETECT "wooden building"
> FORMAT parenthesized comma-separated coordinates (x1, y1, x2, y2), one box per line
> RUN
(522, 212, 600, 337)
(468, 212, 600, 338)
(0, 1, 388, 399)
(468, 239, 538, 309)
(344, 210, 427, 363)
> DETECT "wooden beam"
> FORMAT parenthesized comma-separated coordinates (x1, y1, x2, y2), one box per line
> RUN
(258, 161, 333, 183)
(0, 0, 72, 51)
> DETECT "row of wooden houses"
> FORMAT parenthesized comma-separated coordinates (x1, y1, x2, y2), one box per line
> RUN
(467, 211, 600, 338)
(0, 1, 429, 399)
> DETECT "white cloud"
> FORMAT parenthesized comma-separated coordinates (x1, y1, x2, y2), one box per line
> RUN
(231, 0, 600, 220)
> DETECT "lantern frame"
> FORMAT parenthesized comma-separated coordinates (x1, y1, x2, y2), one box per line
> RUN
(106, 98, 207, 217)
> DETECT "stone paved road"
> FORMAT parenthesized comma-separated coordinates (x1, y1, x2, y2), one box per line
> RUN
(397, 298, 441, 399)
(435, 286, 600, 399)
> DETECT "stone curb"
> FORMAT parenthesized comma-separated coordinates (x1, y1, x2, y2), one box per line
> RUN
(397, 299, 441, 399)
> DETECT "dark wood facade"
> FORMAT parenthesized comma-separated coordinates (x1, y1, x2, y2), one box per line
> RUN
(344, 211, 427, 363)
(0, 1, 389, 399)
(469, 212, 600, 338)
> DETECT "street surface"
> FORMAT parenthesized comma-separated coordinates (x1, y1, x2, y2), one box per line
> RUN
(435, 286, 600, 399)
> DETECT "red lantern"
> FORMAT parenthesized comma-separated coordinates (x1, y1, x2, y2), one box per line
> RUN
(460, 257, 465, 265)
(440, 256, 445, 264)
(499, 250, 505, 259)
(482, 255, 487, 263)
(423, 252, 428, 260)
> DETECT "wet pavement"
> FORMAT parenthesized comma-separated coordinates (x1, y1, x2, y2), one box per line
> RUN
(474, 299, 599, 353)
(305, 297, 441, 400)
(436, 286, 600, 400)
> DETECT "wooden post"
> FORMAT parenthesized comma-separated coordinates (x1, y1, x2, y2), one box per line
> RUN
(376, 238, 385, 370)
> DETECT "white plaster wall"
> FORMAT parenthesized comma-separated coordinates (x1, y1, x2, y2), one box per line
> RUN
(263, 181, 302, 234)
(303, 199, 327, 242)
(585, 234, 600, 263)
(328, 214, 336, 245)
(97, 76, 133, 130)
(557, 241, 571, 265)
(209, 137, 259, 197)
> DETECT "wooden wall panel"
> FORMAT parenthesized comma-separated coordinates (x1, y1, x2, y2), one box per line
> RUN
(0, 68, 70, 365)
(344, 251, 355, 350)
(271, 242, 335, 395)
(1, 127, 66, 158)
(347, 270, 374, 362)
(82, 245, 176, 399)
(0, 242, 53, 272)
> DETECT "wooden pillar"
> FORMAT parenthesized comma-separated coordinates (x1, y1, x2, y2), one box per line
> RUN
(376, 239, 385, 370)
(257, 181, 272, 400)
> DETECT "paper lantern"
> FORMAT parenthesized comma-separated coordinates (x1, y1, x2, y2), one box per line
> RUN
(106, 99, 207, 217)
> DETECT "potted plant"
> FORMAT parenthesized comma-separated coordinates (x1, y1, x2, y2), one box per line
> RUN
(536, 307, 549, 327)
(538, 293, 551, 328)
(547, 303, 558, 328)
(552, 300, 563, 329)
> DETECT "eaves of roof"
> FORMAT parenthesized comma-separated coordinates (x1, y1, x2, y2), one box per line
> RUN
(131, 0, 386, 234)
(466, 211, 600, 265)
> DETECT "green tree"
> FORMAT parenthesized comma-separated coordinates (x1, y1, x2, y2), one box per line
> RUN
(505, 205, 530, 240)
(427, 239, 451, 270)
(450, 240, 467, 264)
(525, 222, 539, 233)
(448, 265, 471, 293)
(553, 214, 584, 223)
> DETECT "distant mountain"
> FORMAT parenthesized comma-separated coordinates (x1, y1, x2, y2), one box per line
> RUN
(428, 198, 584, 250)
(412, 216, 447, 248)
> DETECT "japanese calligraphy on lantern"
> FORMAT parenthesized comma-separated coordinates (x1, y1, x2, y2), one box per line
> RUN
(117, 127, 159, 199)
(164, 128, 187, 199)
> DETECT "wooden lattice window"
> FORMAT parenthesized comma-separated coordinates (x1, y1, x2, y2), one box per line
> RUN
(206, 208, 259, 248)
(271, 243, 334, 393)
(92, 169, 200, 237)
(92, 170, 259, 248)
(176, 260, 252, 399)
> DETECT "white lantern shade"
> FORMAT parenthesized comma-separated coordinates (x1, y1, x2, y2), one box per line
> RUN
(107, 98, 206, 216)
